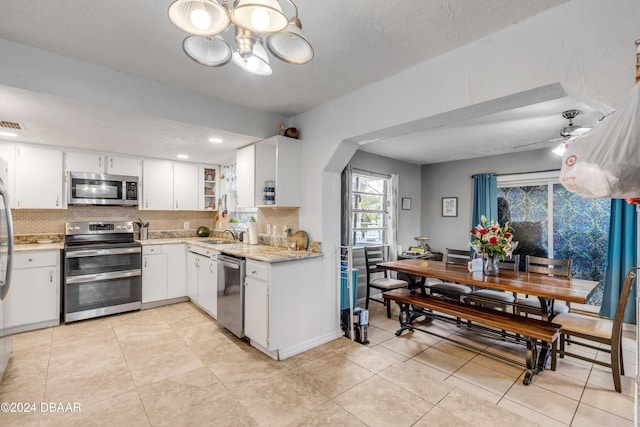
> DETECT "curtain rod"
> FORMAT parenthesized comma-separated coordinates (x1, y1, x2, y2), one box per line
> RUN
(470, 169, 560, 178)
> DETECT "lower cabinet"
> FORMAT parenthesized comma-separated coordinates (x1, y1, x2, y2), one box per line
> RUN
(187, 245, 218, 318)
(142, 244, 186, 304)
(243, 257, 323, 359)
(5, 250, 60, 333)
(244, 274, 269, 349)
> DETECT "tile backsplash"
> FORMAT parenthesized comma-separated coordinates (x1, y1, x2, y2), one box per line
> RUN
(12, 206, 215, 240)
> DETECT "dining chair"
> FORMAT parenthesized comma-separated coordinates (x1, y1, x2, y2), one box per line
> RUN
(429, 248, 473, 301)
(363, 245, 408, 318)
(552, 268, 637, 392)
(466, 255, 520, 311)
(514, 255, 572, 317)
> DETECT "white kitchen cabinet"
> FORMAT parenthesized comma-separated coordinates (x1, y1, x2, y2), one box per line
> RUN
(173, 162, 199, 211)
(236, 136, 301, 208)
(243, 257, 323, 359)
(65, 152, 142, 177)
(5, 250, 60, 333)
(15, 145, 64, 209)
(142, 246, 168, 303)
(165, 244, 187, 299)
(142, 244, 187, 303)
(0, 143, 16, 205)
(244, 274, 269, 349)
(106, 155, 142, 177)
(199, 165, 219, 211)
(141, 159, 173, 210)
(186, 245, 218, 318)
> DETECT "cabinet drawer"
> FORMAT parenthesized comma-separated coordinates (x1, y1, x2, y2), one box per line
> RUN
(246, 260, 269, 282)
(14, 251, 58, 269)
(142, 245, 162, 255)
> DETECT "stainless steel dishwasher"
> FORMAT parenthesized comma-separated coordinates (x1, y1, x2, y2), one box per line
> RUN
(216, 253, 246, 338)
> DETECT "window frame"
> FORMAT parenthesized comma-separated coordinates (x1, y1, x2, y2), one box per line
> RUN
(351, 169, 390, 247)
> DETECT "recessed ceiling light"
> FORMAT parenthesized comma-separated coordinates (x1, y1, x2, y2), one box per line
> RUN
(0, 131, 18, 138)
(177, 154, 189, 159)
(209, 137, 223, 143)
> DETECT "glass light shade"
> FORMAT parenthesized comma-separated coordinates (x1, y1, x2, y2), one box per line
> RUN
(232, 39, 272, 76)
(230, 0, 287, 33)
(168, 0, 230, 35)
(552, 143, 567, 156)
(266, 17, 313, 64)
(183, 35, 232, 66)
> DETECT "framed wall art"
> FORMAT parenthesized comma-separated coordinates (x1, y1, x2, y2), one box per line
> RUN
(442, 197, 458, 217)
(402, 197, 412, 210)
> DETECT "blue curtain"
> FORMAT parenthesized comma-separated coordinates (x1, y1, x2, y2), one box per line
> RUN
(599, 199, 637, 323)
(472, 173, 498, 227)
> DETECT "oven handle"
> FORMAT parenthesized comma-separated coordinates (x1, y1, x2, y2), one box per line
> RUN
(65, 247, 142, 258)
(65, 269, 142, 284)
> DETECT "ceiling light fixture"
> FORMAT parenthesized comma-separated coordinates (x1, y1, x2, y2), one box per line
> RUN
(209, 137, 223, 143)
(0, 131, 18, 138)
(168, 0, 313, 76)
(177, 154, 190, 159)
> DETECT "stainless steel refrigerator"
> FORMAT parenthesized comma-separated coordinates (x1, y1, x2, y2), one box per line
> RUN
(0, 157, 14, 381)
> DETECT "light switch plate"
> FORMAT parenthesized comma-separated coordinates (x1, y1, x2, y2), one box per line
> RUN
(184, 222, 189, 230)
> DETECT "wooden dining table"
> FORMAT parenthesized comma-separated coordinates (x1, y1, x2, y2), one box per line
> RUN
(378, 259, 599, 376)
(379, 259, 598, 321)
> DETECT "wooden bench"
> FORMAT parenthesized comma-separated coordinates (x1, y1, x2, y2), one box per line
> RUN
(383, 288, 561, 385)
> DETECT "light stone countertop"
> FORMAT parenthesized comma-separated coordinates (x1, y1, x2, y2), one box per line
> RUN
(13, 237, 323, 263)
(141, 237, 324, 263)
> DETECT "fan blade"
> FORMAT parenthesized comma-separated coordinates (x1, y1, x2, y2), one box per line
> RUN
(513, 136, 565, 149)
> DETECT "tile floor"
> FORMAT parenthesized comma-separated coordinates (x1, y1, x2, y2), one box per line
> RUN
(0, 302, 636, 426)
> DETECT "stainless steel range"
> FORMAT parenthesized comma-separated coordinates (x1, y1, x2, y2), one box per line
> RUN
(63, 221, 142, 323)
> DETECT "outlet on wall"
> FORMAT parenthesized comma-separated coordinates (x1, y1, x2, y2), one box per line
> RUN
(184, 222, 189, 230)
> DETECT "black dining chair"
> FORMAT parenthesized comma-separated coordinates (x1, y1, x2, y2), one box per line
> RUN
(515, 255, 572, 317)
(429, 248, 473, 301)
(466, 255, 520, 311)
(552, 268, 637, 392)
(364, 245, 408, 318)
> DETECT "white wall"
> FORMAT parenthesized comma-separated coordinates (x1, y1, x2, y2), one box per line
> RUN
(0, 39, 281, 139)
(420, 148, 561, 253)
(292, 0, 639, 337)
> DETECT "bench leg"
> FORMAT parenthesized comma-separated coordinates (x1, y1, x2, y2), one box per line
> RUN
(523, 337, 539, 385)
(394, 301, 414, 336)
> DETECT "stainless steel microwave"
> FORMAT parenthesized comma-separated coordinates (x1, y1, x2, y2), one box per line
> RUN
(68, 172, 139, 206)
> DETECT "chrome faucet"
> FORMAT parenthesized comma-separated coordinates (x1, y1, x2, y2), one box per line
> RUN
(223, 229, 242, 242)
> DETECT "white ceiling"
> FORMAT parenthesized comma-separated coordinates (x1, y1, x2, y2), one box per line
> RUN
(0, 0, 612, 165)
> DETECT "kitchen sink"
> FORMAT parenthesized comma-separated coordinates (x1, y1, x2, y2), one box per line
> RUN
(203, 239, 235, 245)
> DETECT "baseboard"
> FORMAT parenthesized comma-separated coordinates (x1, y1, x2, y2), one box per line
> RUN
(141, 296, 189, 310)
(5, 319, 59, 336)
(277, 329, 343, 360)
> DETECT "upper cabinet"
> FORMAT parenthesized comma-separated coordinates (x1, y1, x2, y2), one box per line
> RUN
(141, 159, 174, 210)
(200, 165, 219, 211)
(15, 145, 64, 209)
(236, 136, 301, 208)
(65, 151, 142, 177)
(173, 162, 199, 211)
(142, 160, 217, 211)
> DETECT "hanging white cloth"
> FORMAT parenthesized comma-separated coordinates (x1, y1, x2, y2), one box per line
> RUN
(560, 83, 640, 199)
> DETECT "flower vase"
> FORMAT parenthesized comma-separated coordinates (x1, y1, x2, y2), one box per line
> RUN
(484, 254, 500, 276)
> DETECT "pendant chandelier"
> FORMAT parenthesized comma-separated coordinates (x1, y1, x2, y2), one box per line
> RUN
(168, 0, 313, 76)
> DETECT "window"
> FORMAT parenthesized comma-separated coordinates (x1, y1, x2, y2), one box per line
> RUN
(497, 171, 610, 283)
(351, 171, 389, 246)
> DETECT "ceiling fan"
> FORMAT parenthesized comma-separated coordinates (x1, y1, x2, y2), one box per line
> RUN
(514, 109, 592, 155)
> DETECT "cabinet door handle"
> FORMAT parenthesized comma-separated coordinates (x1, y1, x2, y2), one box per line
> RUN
(110, 158, 113, 169)
(209, 263, 213, 274)
(99, 156, 102, 169)
(144, 257, 147, 268)
(175, 200, 178, 209)
(145, 199, 148, 208)
(49, 270, 53, 283)
(28, 258, 33, 262)
(56, 196, 59, 206)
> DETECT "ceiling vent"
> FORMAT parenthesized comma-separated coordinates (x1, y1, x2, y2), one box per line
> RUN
(0, 121, 22, 130)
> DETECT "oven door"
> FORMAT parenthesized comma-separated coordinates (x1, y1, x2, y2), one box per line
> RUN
(64, 244, 141, 322)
